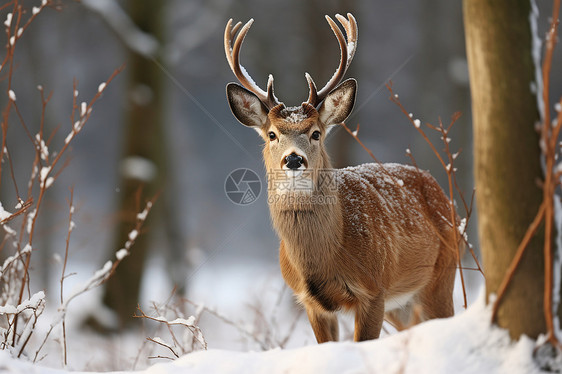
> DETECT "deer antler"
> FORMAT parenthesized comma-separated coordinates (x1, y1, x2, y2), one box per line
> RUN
(224, 18, 280, 110)
(306, 13, 358, 108)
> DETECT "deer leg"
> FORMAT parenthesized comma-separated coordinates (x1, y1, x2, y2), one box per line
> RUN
(417, 243, 456, 321)
(305, 305, 339, 343)
(354, 293, 385, 341)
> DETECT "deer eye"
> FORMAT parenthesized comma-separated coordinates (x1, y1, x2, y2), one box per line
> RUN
(311, 131, 321, 141)
(268, 131, 277, 141)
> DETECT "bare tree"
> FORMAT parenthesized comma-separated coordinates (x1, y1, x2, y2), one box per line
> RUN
(463, 0, 547, 339)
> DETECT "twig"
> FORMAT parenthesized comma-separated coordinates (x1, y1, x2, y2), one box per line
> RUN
(59, 187, 74, 367)
(491, 202, 546, 323)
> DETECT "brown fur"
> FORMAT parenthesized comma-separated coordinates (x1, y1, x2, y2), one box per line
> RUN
(226, 67, 456, 345)
(264, 112, 457, 343)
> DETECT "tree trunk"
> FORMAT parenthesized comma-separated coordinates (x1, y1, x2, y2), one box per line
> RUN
(102, 0, 166, 329)
(463, 0, 545, 339)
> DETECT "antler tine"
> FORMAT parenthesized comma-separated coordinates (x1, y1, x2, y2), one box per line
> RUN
(224, 18, 280, 110)
(224, 19, 241, 71)
(335, 13, 358, 63)
(305, 73, 318, 106)
(306, 13, 358, 107)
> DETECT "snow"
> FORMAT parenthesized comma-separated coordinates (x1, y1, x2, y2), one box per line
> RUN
(284, 109, 308, 124)
(0, 201, 12, 221)
(529, 0, 544, 123)
(119, 156, 157, 182)
(64, 131, 73, 145)
(0, 292, 554, 373)
(36, 134, 49, 161)
(347, 41, 356, 61)
(115, 248, 128, 260)
(0, 291, 45, 315)
(128, 229, 138, 241)
(554, 197, 562, 341)
(137, 209, 149, 221)
(40, 166, 54, 188)
(80, 102, 87, 117)
(4, 13, 12, 28)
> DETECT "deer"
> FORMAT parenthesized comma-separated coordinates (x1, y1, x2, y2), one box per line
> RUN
(224, 13, 457, 343)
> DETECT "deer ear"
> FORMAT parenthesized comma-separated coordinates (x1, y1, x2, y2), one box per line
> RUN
(318, 78, 357, 127)
(226, 83, 269, 129)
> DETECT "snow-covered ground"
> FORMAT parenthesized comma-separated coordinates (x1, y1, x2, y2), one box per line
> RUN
(0, 292, 557, 374)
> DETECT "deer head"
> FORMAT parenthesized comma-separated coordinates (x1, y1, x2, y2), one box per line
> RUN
(225, 14, 358, 192)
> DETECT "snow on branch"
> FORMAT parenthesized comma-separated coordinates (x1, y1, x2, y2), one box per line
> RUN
(136, 305, 207, 359)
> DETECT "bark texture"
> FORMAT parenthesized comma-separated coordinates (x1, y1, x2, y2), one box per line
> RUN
(463, 0, 545, 339)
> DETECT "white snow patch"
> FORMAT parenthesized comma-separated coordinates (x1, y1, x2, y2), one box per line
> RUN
(80, 102, 87, 117)
(554, 197, 562, 341)
(0, 290, 551, 373)
(347, 41, 356, 61)
(0, 201, 12, 221)
(64, 131, 73, 145)
(35, 134, 49, 161)
(137, 209, 149, 221)
(0, 291, 45, 314)
(119, 156, 157, 182)
(115, 248, 128, 260)
(529, 0, 544, 122)
(40, 166, 54, 188)
(4, 12, 12, 28)
(128, 229, 138, 241)
(284, 109, 308, 124)
(26, 208, 36, 233)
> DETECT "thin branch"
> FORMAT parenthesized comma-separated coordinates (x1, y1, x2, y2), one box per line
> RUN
(491, 202, 546, 322)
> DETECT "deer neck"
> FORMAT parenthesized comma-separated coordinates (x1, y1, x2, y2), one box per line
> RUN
(267, 155, 343, 267)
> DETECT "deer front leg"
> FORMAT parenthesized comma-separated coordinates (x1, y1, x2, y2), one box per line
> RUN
(354, 293, 385, 341)
(305, 304, 339, 343)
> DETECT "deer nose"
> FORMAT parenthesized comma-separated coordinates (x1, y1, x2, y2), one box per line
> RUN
(285, 153, 304, 170)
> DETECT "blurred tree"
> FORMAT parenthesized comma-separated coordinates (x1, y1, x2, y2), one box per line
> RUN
(463, 0, 558, 339)
(100, 0, 168, 329)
